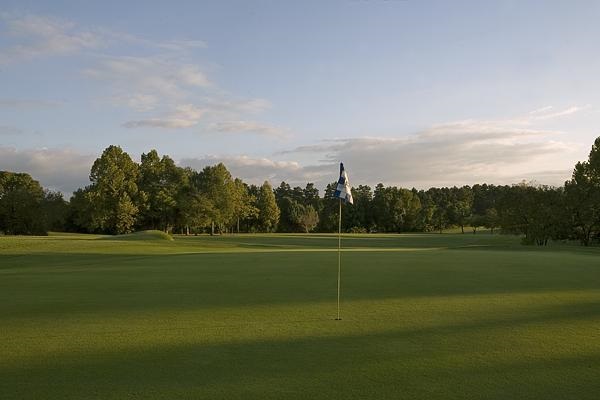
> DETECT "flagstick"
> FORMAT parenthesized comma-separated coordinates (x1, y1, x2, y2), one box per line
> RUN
(336, 197, 342, 320)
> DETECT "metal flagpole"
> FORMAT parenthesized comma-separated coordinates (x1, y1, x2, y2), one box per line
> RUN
(336, 197, 342, 320)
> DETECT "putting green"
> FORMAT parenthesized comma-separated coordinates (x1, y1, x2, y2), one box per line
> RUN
(1, 233, 599, 399)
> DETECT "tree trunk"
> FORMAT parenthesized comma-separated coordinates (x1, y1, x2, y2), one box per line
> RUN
(211, 221, 214, 236)
(461, 225, 464, 234)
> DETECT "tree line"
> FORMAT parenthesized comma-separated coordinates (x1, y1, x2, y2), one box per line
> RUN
(3, 137, 600, 246)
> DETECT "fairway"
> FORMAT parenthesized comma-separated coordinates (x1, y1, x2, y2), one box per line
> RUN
(1, 233, 600, 399)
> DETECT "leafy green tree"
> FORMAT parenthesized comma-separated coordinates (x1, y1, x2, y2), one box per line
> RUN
(564, 137, 600, 245)
(469, 214, 485, 234)
(232, 179, 258, 233)
(295, 204, 319, 233)
(415, 190, 437, 232)
(497, 183, 565, 245)
(176, 186, 214, 234)
(275, 181, 316, 232)
(257, 181, 280, 232)
(138, 150, 187, 232)
(372, 184, 421, 232)
(303, 183, 321, 210)
(88, 145, 141, 234)
(42, 191, 69, 232)
(317, 182, 340, 232)
(346, 185, 373, 231)
(0, 171, 47, 235)
(484, 207, 499, 234)
(432, 207, 447, 234)
(448, 186, 473, 234)
(426, 187, 452, 233)
(66, 186, 96, 233)
(193, 163, 236, 234)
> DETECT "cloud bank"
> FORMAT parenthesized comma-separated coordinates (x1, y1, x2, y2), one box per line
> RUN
(0, 147, 94, 194)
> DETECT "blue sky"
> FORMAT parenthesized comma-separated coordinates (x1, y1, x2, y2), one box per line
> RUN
(1, 0, 600, 194)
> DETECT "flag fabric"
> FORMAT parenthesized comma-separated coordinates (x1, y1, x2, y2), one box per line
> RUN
(334, 163, 354, 204)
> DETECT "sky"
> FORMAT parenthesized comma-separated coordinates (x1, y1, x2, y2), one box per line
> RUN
(1, 0, 600, 195)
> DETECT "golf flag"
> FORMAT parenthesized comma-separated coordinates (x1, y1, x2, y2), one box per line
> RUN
(334, 163, 354, 204)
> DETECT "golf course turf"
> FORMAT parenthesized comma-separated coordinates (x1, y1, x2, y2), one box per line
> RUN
(1, 233, 599, 399)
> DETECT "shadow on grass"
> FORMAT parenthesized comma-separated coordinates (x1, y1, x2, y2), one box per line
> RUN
(2, 249, 600, 319)
(2, 299, 600, 400)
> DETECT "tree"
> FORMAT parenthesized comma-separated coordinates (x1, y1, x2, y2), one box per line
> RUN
(318, 182, 340, 232)
(469, 214, 485, 234)
(415, 190, 437, 232)
(372, 184, 421, 232)
(256, 181, 280, 232)
(295, 205, 319, 233)
(66, 186, 96, 233)
(42, 191, 69, 232)
(484, 208, 499, 234)
(497, 183, 565, 245)
(346, 185, 373, 231)
(232, 179, 258, 233)
(303, 183, 321, 210)
(138, 150, 187, 233)
(176, 186, 214, 234)
(564, 138, 600, 245)
(0, 171, 47, 235)
(193, 163, 236, 234)
(87, 145, 141, 234)
(448, 186, 473, 234)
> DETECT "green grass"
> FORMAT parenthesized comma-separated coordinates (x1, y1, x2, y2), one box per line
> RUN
(109, 229, 174, 241)
(1, 233, 599, 399)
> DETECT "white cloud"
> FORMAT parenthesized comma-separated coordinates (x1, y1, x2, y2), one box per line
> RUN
(0, 147, 95, 194)
(528, 105, 588, 121)
(208, 120, 287, 137)
(94, 55, 279, 134)
(0, 111, 582, 198)
(180, 155, 327, 186)
(203, 98, 272, 115)
(155, 39, 208, 51)
(177, 65, 210, 87)
(86, 55, 278, 135)
(277, 117, 581, 189)
(84, 55, 210, 105)
(123, 104, 205, 129)
(0, 13, 208, 64)
(0, 14, 104, 64)
(0, 14, 281, 136)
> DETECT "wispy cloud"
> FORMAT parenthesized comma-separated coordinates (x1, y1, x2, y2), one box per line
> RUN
(123, 104, 205, 129)
(0, 13, 284, 137)
(180, 155, 327, 185)
(526, 105, 589, 121)
(0, 13, 209, 64)
(0, 146, 95, 194)
(84, 55, 211, 106)
(86, 52, 280, 136)
(276, 114, 581, 188)
(208, 120, 287, 137)
(0, 109, 581, 197)
(0, 14, 104, 64)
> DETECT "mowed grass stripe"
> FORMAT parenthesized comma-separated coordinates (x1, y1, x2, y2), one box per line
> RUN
(1, 234, 600, 399)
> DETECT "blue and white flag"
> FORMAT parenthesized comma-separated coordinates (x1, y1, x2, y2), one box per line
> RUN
(334, 163, 354, 204)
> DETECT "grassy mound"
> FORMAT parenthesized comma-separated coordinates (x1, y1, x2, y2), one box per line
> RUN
(109, 230, 174, 241)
